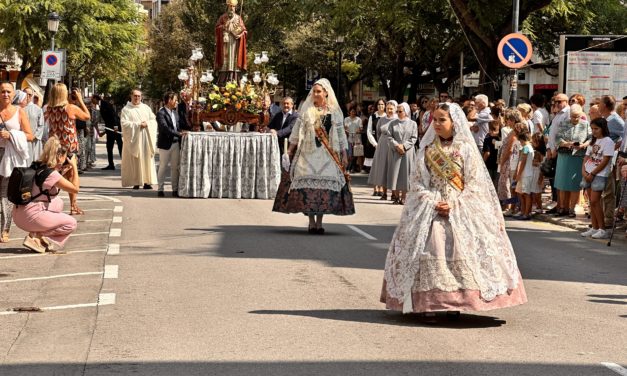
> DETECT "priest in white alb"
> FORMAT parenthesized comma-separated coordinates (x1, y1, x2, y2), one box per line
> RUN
(120, 89, 158, 189)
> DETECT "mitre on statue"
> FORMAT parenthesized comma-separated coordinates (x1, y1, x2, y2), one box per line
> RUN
(226, 0, 238, 6)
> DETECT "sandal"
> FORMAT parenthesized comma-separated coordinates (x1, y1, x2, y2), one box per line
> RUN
(70, 203, 84, 215)
(0, 231, 9, 243)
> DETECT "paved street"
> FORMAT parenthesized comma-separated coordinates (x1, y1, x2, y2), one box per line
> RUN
(1, 144, 626, 376)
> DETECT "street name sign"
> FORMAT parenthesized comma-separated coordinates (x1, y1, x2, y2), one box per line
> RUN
(497, 33, 533, 69)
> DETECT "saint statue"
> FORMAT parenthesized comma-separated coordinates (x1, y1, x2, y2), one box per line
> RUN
(215, 0, 248, 84)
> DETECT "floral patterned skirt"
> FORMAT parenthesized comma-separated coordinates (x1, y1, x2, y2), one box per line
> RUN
(272, 171, 355, 215)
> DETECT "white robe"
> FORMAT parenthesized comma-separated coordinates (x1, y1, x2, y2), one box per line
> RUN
(120, 102, 158, 187)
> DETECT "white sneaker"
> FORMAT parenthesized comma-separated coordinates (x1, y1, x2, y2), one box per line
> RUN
(503, 209, 514, 217)
(591, 229, 609, 239)
(581, 228, 597, 237)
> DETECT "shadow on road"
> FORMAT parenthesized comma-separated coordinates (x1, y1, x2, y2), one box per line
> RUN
(249, 308, 506, 328)
(0, 361, 610, 376)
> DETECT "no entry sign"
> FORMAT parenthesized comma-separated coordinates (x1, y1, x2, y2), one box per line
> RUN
(497, 33, 533, 69)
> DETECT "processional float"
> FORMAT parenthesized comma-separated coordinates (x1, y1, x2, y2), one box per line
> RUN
(179, 0, 279, 131)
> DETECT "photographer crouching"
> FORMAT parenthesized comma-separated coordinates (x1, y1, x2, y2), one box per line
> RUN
(13, 136, 79, 253)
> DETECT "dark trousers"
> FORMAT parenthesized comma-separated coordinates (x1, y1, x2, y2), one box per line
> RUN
(105, 130, 123, 167)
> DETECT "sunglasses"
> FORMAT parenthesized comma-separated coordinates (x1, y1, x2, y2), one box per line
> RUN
(396, 110, 405, 113)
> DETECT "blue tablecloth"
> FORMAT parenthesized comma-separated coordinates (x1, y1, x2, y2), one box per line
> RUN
(178, 132, 281, 199)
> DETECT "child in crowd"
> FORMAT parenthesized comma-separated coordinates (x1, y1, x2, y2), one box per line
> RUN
(482, 120, 501, 188)
(515, 131, 534, 220)
(580, 118, 614, 239)
(531, 132, 546, 213)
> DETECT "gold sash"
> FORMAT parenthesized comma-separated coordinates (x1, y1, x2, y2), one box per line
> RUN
(425, 138, 464, 191)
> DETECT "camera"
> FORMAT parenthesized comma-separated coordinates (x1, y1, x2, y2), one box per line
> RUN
(573, 142, 580, 147)
(64, 152, 75, 165)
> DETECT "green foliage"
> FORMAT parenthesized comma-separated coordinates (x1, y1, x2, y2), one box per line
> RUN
(0, 0, 144, 89)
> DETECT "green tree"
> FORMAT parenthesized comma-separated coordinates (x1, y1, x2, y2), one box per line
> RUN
(0, 0, 144, 88)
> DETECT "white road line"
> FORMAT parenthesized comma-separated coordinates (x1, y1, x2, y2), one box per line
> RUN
(107, 244, 120, 255)
(112, 216, 122, 223)
(113, 206, 123, 213)
(347, 225, 377, 241)
(83, 219, 113, 223)
(91, 195, 122, 203)
(62, 199, 112, 203)
(7, 232, 108, 242)
(0, 248, 107, 260)
(82, 208, 113, 212)
(0, 271, 102, 284)
(602, 363, 627, 376)
(0, 293, 116, 316)
(109, 228, 121, 237)
(104, 265, 118, 279)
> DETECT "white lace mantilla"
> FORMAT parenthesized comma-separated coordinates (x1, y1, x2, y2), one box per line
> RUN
(383, 140, 522, 311)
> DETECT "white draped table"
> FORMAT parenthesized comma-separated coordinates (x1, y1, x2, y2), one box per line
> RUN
(178, 132, 281, 199)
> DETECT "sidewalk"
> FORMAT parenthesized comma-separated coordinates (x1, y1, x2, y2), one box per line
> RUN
(532, 192, 627, 246)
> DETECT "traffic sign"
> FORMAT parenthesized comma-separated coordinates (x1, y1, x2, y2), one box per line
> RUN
(497, 33, 533, 69)
(41, 50, 65, 80)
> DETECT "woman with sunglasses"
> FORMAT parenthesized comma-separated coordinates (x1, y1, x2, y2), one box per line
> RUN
(0, 82, 34, 242)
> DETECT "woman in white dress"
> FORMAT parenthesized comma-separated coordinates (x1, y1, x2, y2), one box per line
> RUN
(273, 79, 355, 234)
(381, 103, 527, 315)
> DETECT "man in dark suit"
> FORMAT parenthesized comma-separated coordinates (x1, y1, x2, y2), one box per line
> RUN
(177, 90, 192, 131)
(92, 94, 123, 170)
(268, 97, 298, 154)
(156, 91, 186, 197)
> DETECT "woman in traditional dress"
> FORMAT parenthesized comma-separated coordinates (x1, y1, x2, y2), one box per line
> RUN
(272, 78, 355, 234)
(44, 83, 90, 215)
(386, 102, 418, 205)
(366, 98, 386, 196)
(381, 103, 527, 316)
(367, 100, 398, 201)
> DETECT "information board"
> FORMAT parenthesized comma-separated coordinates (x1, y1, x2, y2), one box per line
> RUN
(559, 35, 627, 106)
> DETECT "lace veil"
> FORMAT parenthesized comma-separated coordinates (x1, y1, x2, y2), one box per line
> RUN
(296, 78, 344, 154)
(384, 103, 522, 312)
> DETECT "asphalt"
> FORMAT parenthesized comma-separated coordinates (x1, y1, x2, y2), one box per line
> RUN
(0, 143, 625, 376)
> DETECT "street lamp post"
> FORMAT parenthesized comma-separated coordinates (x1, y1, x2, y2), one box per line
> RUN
(336, 36, 345, 112)
(47, 12, 60, 51)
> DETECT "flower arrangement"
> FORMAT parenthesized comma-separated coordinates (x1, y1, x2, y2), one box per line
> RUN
(206, 81, 260, 114)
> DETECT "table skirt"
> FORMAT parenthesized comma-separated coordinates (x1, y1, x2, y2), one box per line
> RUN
(178, 132, 281, 199)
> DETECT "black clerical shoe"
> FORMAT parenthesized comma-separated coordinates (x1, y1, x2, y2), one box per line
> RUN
(101, 165, 115, 170)
(157, 191, 165, 197)
(172, 191, 179, 198)
(132, 185, 140, 190)
(143, 184, 153, 190)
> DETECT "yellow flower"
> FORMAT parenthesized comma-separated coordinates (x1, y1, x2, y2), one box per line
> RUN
(231, 95, 238, 101)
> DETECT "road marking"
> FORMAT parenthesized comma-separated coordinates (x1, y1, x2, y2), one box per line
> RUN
(104, 265, 118, 279)
(107, 244, 120, 255)
(0, 271, 102, 283)
(82, 208, 113, 212)
(0, 293, 116, 316)
(83, 219, 113, 223)
(7, 231, 109, 242)
(347, 225, 377, 240)
(113, 206, 123, 213)
(109, 228, 121, 237)
(112, 216, 123, 223)
(91, 195, 122, 203)
(602, 363, 627, 376)
(0, 248, 107, 260)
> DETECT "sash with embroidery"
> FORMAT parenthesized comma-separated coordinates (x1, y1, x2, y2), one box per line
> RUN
(425, 138, 464, 191)
(313, 116, 351, 191)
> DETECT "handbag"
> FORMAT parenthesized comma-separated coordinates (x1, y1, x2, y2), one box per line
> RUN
(540, 157, 556, 178)
(353, 143, 364, 157)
